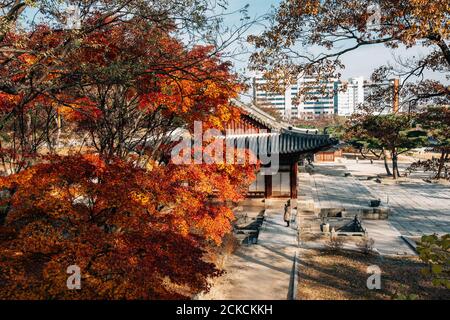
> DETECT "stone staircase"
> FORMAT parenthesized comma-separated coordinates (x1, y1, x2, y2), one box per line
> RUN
(296, 184, 321, 234)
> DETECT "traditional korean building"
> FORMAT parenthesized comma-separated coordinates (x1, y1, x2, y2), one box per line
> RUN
(315, 146, 343, 162)
(228, 101, 335, 200)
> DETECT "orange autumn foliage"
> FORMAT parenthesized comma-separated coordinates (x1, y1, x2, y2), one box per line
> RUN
(0, 154, 255, 299)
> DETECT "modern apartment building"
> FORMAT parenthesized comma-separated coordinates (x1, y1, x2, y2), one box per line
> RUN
(253, 77, 290, 116)
(337, 77, 365, 116)
(296, 76, 338, 117)
(253, 75, 400, 117)
(253, 76, 338, 119)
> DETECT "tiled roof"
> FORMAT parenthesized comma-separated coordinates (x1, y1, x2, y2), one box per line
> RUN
(228, 100, 335, 154)
(223, 132, 332, 155)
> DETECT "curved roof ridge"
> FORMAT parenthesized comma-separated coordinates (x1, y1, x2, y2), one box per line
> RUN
(231, 99, 323, 136)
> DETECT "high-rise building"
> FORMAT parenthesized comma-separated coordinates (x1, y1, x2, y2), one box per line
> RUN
(296, 76, 338, 117)
(337, 77, 365, 116)
(253, 77, 290, 116)
(253, 75, 405, 117)
(253, 76, 338, 119)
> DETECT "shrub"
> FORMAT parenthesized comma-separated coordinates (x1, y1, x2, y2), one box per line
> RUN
(357, 237, 375, 254)
(417, 234, 450, 289)
(326, 234, 345, 251)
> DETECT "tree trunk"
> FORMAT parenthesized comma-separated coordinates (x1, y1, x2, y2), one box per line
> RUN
(445, 153, 450, 179)
(392, 148, 398, 180)
(383, 149, 392, 176)
(436, 150, 446, 180)
(0, 187, 16, 226)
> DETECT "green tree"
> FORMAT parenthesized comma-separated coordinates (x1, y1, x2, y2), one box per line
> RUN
(345, 135, 393, 176)
(415, 106, 450, 179)
(344, 112, 427, 179)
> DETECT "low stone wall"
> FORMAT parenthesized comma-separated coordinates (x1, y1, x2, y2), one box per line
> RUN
(318, 207, 390, 220)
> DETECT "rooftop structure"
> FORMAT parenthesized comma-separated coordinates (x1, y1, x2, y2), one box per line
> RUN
(228, 100, 335, 199)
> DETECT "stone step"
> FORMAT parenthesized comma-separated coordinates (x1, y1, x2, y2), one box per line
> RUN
(297, 199, 315, 211)
(297, 210, 316, 216)
(236, 198, 266, 208)
(297, 218, 321, 233)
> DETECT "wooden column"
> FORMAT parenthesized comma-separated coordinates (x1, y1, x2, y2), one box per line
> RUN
(290, 162, 298, 199)
(264, 173, 272, 198)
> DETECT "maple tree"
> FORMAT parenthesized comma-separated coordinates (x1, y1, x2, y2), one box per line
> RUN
(0, 0, 253, 172)
(248, 0, 450, 110)
(56, 18, 242, 162)
(0, 154, 255, 299)
(0, 1, 258, 299)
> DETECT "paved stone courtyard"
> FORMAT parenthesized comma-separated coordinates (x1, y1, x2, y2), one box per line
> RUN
(363, 180, 450, 236)
(302, 159, 450, 237)
(203, 159, 449, 299)
(299, 164, 374, 211)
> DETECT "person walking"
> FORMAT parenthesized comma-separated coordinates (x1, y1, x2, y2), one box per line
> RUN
(284, 200, 291, 227)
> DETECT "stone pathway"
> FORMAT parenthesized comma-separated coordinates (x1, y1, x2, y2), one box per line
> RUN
(300, 161, 450, 237)
(344, 159, 450, 236)
(299, 165, 375, 211)
(201, 160, 448, 299)
(199, 208, 298, 300)
(362, 181, 450, 236)
(363, 220, 415, 256)
(297, 163, 429, 256)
